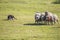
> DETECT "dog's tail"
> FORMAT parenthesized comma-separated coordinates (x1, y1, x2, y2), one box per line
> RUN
(14, 17, 17, 20)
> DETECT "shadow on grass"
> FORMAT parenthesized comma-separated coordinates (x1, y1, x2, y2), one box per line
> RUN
(2, 19, 8, 21)
(52, 2, 60, 4)
(2, 19, 16, 21)
(24, 23, 47, 26)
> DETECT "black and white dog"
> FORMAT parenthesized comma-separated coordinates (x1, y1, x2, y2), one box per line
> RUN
(7, 15, 17, 20)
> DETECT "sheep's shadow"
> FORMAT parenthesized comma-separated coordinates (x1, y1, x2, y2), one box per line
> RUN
(24, 23, 47, 26)
(52, 2, 60, 4)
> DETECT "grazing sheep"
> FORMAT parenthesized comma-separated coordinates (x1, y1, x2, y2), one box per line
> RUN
(34, 11, 59, 25)
(44, 11, 53, 24)
(44, 11, 59, 25)
(53, 14, 59, 24)
(35, 12, 45, 23)
(35, 12, 41, 23)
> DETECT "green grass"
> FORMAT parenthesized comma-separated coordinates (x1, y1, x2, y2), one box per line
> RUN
(0, 0, 60, 40)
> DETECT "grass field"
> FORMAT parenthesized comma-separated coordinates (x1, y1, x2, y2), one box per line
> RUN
(0, 0, 60, 40)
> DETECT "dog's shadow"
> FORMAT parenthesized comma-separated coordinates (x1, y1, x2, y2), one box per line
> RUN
(24, 23, 46, 26)
(3, 19, 8, 21)
(3, 19, 16, 21)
